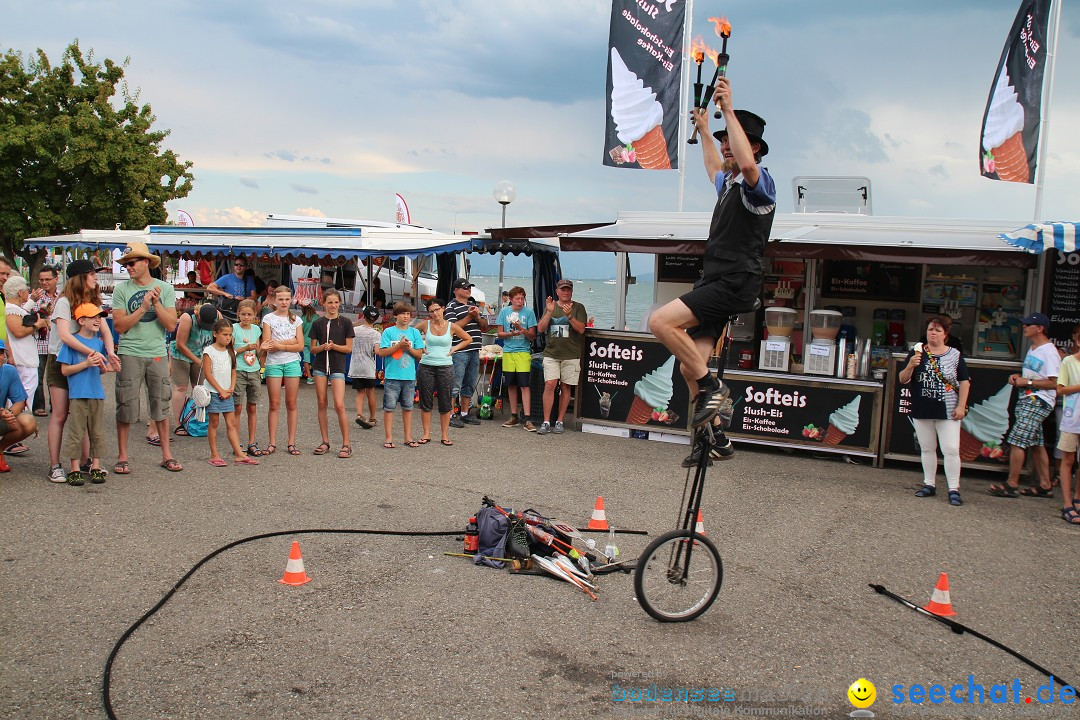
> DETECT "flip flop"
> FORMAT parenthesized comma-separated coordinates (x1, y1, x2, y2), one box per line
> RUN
(441, 439, 454, 446)
(145, 435, 161, 447)
(208, 458, 228, 467)
(174, 426, 190, 437)
(113, 461, 131, 475)
(417, 438, 431, 445)
(160, 458, 183, 472)
(383, 442, 395, 449)
(234, 457, 260, 465)
(406, 440, 420, 448)
(33, 409, 47, 417)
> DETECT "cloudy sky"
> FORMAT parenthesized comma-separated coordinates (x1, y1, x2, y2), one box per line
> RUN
(3, 1, 1078, 252)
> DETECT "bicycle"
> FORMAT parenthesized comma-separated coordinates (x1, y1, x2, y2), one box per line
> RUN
(634, 315, 739, 622)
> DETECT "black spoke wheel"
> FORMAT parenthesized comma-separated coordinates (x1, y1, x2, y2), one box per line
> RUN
(634, 529, 722, 622)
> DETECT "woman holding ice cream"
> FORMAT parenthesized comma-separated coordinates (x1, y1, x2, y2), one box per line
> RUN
(898, 315, 971, 506)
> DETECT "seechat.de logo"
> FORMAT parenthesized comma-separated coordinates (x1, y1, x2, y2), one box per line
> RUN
(848, 678, 876, 717)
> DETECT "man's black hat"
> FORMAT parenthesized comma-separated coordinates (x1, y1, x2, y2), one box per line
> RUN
(713, 109, 768, 157)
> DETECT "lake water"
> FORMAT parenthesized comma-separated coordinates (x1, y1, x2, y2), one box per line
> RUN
(469, 275, 657, 332)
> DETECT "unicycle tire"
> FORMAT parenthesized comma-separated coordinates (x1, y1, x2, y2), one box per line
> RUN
(634, 529, 723, 622)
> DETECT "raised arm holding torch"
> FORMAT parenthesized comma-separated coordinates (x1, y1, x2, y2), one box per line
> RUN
(687, 17, 731, 144)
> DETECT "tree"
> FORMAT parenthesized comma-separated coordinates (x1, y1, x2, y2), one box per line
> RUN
(0, 40, 194, 273)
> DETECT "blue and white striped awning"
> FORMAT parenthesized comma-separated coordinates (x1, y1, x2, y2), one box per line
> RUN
(1000, 222, 1080, 253)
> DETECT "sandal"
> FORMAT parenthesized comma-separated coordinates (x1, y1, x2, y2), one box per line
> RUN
(988, 482, 1019, 498)
(948, 490, 963, 506)
(33, 408, 47, 417)
(287, 444, 301, 456)
(383, 442, 395, 449)
(313, 442, 331, 456)
(1018, 485, 1054, 498)
(89, 468, 107, 484)
(914, 485, 936, 498)
(66, 470, 85, 486)
(406, 440, 420, 448)
(113, 460, 131, 475)
(247, 443, 268, 457)
(159, 458, 183, 472)
(337, 445, 352, 458)
(266, 444, 277, 455)
(355, 416, 373, 429)
(418, 437, 431, 445)
(174, 426, 190, 437)
(441, 439, 453, 446)
(1061, 507, 1080, 525)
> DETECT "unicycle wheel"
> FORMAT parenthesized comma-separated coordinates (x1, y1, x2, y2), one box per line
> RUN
(634, 529, 723, 622)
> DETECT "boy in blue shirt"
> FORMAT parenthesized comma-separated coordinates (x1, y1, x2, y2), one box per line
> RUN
(495, 286, 538, 430)
(376, 302, 424, 448)
(58, 303, 113, 485)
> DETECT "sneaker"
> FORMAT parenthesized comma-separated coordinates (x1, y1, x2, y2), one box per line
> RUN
(462, 413, 481, 425)
(691, 375, 728, 428)
(537, 422, 551, 435)
(681, 445, 712, 468)
(89, 468, 107, 484)
(450, 413, 465, 429)
(306, 377, 315, 385)
(523, 421, 537, 432)
(553, 421, 564, 434)
(502, 415, 520, 428)
(681, 430, 735, 468)
(48, 464, 66, 484)
(65, 470, 85, 486)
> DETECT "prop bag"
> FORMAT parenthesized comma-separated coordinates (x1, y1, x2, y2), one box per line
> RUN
(473, 506, 508, 568)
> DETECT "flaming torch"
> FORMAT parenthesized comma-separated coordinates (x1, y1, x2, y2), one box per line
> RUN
(687, 37, 707, 145)
(710, 17, 732, 118)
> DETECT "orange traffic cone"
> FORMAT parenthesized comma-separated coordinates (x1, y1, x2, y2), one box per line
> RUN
(586, 496, 609, 530)
(923, 572, 956, 616)
(278, 541, 312, 586)
(694, 510, 706, 535)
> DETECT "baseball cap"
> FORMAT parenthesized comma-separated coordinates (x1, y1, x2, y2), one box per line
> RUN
(74, 303, 107, 321)
(362, 305, 380, 322)
(452, 278, 474, 290)
(556, 279, 574, 289)
(66, 259, 97, 279)
(1020, 312, 1050, 328)
(197, 303, 219, 329)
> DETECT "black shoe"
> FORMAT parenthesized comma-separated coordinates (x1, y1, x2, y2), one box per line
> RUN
(449, 413, 465, 429)
(914, 485, 936, 498)
(462, 413, 481, 425)
(691, 375, 728, 427)
(681, 445, 713, 468)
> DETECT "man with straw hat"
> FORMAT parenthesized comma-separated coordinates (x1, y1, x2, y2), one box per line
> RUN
(111, 241, 181, 473)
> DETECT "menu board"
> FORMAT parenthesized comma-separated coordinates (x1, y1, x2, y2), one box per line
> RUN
(721, 373, 880, 455)
(576, 331, 692, 432)
(656, 254, 704, 284)
(1045, 250, 1080, 353)
(821, 261, 921, 302)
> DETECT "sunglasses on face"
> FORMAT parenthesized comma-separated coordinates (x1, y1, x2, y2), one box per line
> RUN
(123, 260, 140, 268)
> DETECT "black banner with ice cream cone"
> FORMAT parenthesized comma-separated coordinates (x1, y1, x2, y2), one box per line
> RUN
(979, 0, 1051, 184)
(603, 0, 684, 170)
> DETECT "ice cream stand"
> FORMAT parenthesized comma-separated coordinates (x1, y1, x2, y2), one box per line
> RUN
(558, 211, 1043, 468)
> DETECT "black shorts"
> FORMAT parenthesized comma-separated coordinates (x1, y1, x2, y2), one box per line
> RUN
(680, 272, 760, 341)
(351, 377, 377, 390)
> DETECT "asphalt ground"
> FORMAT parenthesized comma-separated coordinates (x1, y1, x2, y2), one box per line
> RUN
(1, 383, 1078, 720)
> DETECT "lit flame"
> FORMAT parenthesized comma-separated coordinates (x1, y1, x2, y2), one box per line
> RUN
(708, 16, 732, 38)
(704, 47, 719, 65)
(689, 36, 708, 63)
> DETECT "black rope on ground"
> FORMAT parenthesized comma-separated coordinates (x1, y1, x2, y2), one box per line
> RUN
(870, 584, 1074, 689)
(102, 528, 460, 720)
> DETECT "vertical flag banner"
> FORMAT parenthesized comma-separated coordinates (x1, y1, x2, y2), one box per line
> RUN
(979, 0, 1052, 183)
(604, 0, 684, 170)
(394, 193, 411, 224)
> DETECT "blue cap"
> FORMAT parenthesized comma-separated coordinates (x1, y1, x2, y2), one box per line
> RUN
(1020, 312, 1050, 328)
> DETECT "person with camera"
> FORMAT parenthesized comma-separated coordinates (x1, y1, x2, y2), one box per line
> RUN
(445, 278, 488, 427)
(206, 256, 256, 317)
(4, 276, 48, 436)
(30, 266, 59, 417)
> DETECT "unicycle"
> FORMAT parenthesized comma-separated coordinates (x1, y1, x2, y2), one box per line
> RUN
(634, 316, 738, 622)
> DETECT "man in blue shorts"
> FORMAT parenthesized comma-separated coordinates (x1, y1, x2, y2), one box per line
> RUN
(648, 77, 776, 464)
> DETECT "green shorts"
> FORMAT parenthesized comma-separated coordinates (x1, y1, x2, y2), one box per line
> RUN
(264, 360, 302, 379)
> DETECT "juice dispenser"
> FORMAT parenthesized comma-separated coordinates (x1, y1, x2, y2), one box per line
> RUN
(805, 309, 843, 376)
(759, 307, 797, 371)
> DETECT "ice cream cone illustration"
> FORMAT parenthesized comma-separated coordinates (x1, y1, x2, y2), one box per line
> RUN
(609, 48, 670, 170)
(824, 396, 861, 445)
(959, 385, 1011, 461)
(627, 356, 675, 425)
(982, 61, 1028, 182)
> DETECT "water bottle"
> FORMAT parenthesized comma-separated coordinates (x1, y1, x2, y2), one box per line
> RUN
(604, 526, 619, 562)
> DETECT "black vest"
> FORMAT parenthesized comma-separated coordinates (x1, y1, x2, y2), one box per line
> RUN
(701, 174, 775, 284)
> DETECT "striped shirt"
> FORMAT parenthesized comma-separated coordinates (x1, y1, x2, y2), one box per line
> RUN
(444, 300, 482, 352)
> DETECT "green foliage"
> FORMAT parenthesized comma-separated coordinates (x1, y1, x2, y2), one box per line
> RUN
(0, 40, 194, 270)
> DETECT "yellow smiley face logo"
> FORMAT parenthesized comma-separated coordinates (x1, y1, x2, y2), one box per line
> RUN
(848, 678, 876, 709)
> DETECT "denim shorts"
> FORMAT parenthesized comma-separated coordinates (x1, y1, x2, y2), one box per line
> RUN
(382, 378, 416, 411)
(452, 350, 479, 399)
(312, 369, 346, 380)
(207, 392, 235, 415)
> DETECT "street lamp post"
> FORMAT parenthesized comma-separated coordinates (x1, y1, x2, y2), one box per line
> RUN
(493, 180, 516, 304)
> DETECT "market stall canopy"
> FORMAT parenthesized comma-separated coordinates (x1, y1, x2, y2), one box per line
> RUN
(559, 212, 1037, 268)
(1000, 222, 1080, 254)
(470, 223, 608, 256)
(22, 224, 476, 263)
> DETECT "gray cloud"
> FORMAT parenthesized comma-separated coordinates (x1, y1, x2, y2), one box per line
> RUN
(291, 184, 319, 194)
(266, 150, 298, 162)
(929, 164, 948, 178)
(825, 109, 888, 164)
(240, 177, 260, 189)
